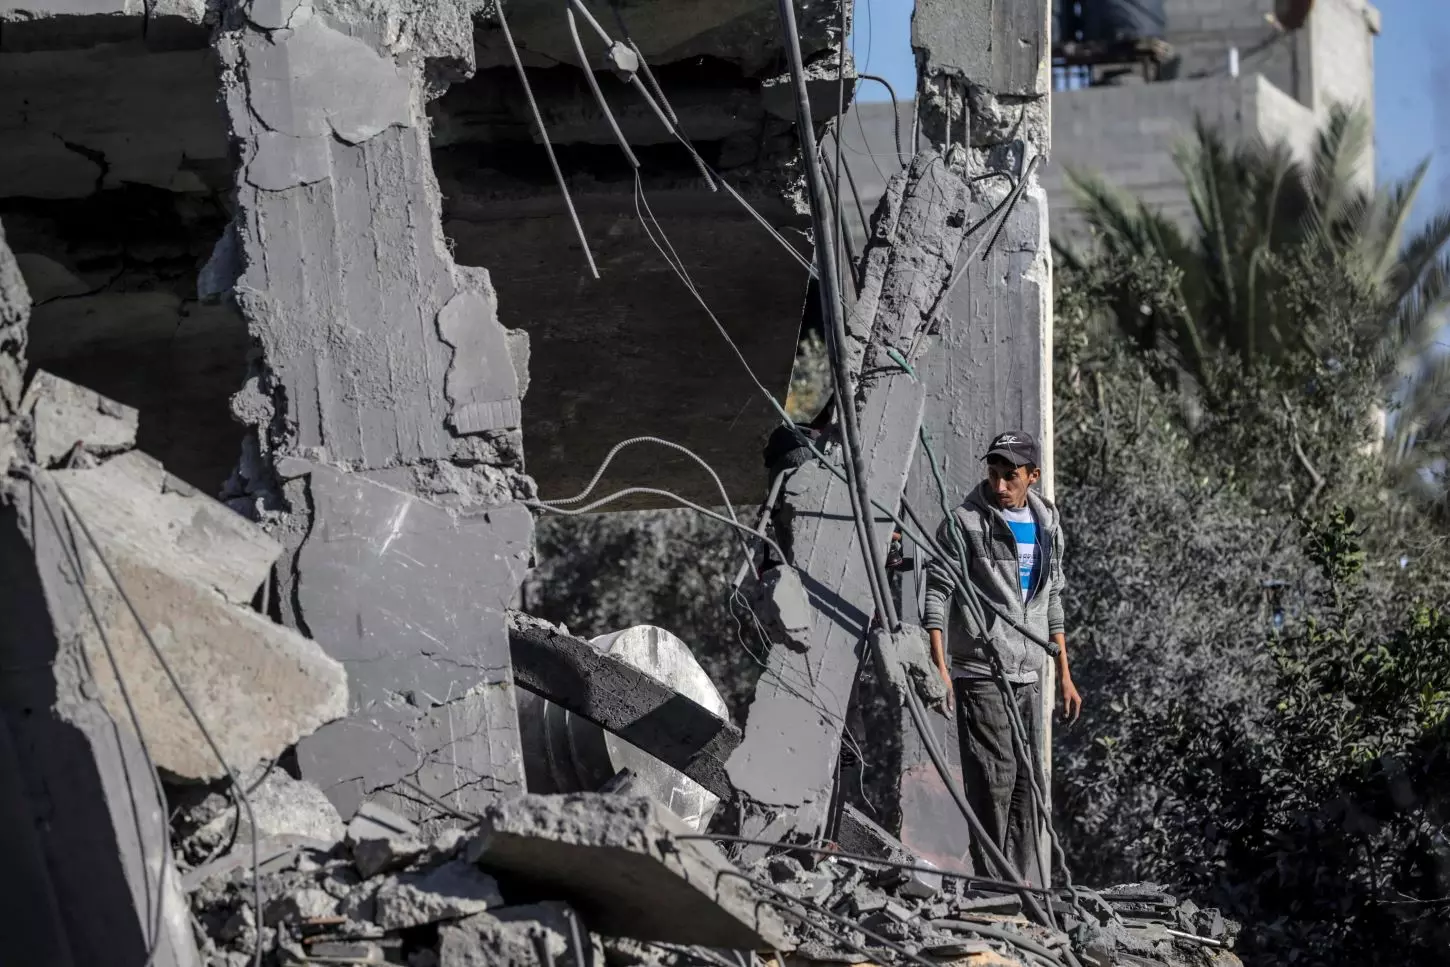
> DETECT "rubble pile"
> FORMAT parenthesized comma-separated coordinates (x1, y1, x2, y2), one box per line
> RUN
(174, 766, 1239, 967)
(0, 7, 1248, 965)
(176, 780, 791, 967)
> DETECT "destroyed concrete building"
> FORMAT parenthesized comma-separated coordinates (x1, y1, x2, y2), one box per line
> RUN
(2, 1, 1241, 965)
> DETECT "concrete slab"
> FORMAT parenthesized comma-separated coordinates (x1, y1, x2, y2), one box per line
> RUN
(466, 793, 792, 950)
(289, 465, 530, 821)
(64, 503, 348, 781)
(51, 448, 281, 605)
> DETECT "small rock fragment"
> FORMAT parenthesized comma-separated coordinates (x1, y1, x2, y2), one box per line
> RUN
(23, 370, 138, 466)
(438, 902, 580, 967)
(374, 860, 504, 930)
(347, 801, 426, 877)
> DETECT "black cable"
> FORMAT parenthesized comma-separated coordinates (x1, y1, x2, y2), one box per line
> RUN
(857, 73, 909, 166)
(775, 0, 900, 641)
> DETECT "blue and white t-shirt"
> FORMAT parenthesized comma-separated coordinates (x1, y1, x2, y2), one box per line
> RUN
(1001, 505, 1040, 601)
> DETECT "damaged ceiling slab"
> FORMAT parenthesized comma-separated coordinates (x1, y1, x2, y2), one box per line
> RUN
(0, 0, 849, 506)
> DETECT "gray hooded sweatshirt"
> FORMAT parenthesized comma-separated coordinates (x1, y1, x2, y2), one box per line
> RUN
(921, 483, 1066, 684)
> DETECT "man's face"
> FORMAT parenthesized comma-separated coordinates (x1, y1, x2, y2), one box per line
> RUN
(986, 459, 1040, 509)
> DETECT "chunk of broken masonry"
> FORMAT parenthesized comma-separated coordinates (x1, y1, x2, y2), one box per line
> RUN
(466, 793, 793, 951)
(23, 369, 139, 467)
(374, 860, 505, 930)
(1, 473, 202, 967)
(51, 448, 281, 605)
(439, 902, 585, 967)
(347, 801, 427, 878)
(61, 494, 348, 781)
(3, 374, 347, 781)
(174, 767, 344, 864)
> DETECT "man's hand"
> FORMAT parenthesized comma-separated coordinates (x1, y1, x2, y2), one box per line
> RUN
(928, 628, 954, 713)
(1059, 673, 1082, 723)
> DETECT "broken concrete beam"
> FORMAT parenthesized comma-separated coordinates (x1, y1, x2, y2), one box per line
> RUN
(726, 154, 968, 847)
(0, 473, 201, 967)
(22, 368, 138, 467)
(51, 447, 281, 605)
(288, 465, 530, 823)
(727, 378, 925, 826)
(508, 612, 741, 800)
(466, 793, 792, 950)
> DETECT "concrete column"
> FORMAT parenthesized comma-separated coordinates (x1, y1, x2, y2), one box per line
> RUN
(907, 0, 1054, 885)
(215, 1, 534, 828)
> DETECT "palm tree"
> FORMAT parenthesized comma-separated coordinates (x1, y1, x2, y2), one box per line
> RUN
(1056, 104, 1450, 514)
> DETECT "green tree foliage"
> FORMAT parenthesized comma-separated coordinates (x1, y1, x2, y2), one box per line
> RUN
(1054, 244, 1450, 966)
(1057, 105, 1450, 517)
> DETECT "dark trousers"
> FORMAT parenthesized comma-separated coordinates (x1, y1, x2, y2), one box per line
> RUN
(954, 676, 1047, 887)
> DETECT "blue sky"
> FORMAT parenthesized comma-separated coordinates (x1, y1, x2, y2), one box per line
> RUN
(852, 0, 1446, 224)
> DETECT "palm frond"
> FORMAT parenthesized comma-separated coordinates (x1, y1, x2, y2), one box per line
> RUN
(1307, 103, 1374, 237)
(1382, 253, 1450, 378)
(1365, 159, 1432, 283)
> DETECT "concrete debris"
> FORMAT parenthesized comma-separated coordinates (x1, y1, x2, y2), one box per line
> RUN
(173, 767, 344, 865)
(69, 525, 347, 781)
(727, 153, 967, 850)
(51, 448, 282, 605)
(373, 860, 504, 930)
(1, 472, 203, 967)
(720, 846, 1241, 967)
(289, 464, 530, 823)
(346, 802, 427, 878)
(23, 369, 139, 466)
(186, 792, 797, 966)
(439, 902, 585, 967)
(467, 793, 792, 950)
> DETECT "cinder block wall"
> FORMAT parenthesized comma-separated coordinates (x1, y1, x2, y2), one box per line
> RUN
(1045, 75, 1317, 244)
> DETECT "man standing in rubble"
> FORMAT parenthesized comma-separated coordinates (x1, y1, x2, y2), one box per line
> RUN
(921, 430, 1082, 887)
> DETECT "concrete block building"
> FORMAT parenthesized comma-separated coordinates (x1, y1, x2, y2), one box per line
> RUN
(1044, 0, 1381, 242)
(837, 2, 1380, 254)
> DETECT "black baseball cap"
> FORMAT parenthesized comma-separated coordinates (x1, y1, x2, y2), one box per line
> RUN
(983, 430, 1040, 467)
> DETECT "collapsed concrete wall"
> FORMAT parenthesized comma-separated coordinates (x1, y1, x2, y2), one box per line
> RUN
(209, 0, 536, 827)
(1, 0, 858, 830)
